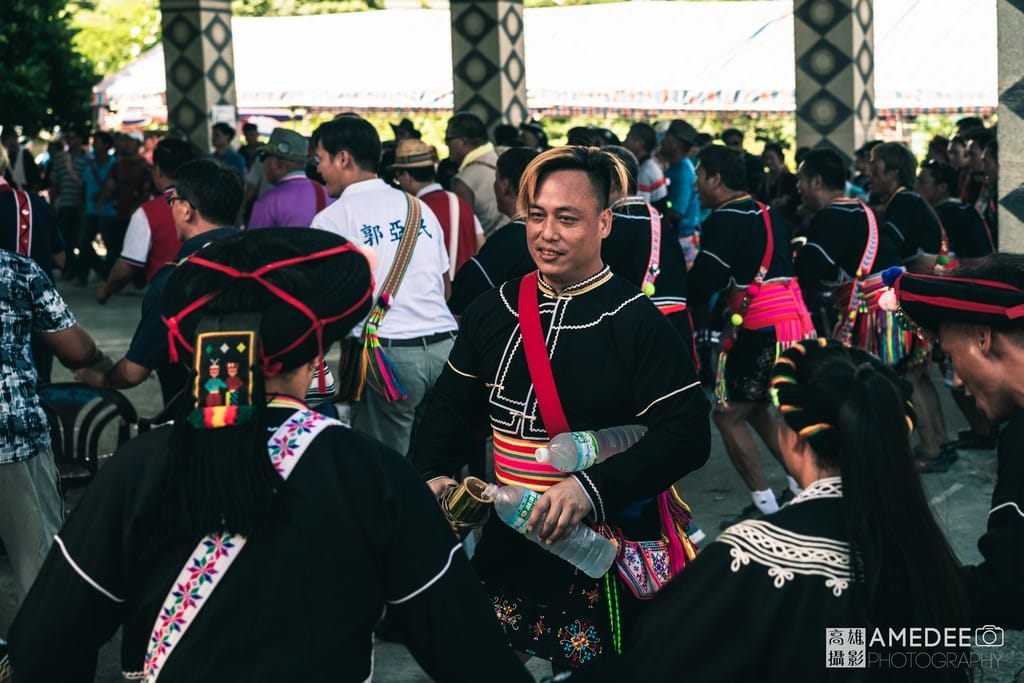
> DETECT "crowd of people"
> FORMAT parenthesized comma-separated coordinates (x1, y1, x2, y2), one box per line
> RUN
(0, 109, 1019, 682)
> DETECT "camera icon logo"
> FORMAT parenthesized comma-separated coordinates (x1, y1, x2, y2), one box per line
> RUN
(975, 625, 1004, 647)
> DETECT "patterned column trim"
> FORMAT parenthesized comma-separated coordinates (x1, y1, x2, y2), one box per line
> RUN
(793, 0, 874, 166)
(997, 0, 1024, 252)
(450, 0, 529, 129)
(160, 0, 238, 150)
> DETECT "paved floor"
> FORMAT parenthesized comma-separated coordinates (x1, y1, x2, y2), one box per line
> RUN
(2, 280, 1023, 681)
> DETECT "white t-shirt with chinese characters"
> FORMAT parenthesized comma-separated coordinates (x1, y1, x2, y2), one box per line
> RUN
(310, 178, 457, 339)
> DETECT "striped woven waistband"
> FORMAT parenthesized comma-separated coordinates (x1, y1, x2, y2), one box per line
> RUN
(493, 430, 567, 492)
(742, 280, 814, 339)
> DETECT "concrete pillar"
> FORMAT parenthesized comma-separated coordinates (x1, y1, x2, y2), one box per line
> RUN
(996, 0, 1024, 252)
(160, 0, 238, 152)
(450, 0, 528, 129)
(793, 0, 875, 166)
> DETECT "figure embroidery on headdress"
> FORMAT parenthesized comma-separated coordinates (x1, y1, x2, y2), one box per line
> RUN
(204, 359, 228, 406)
(225, 361, 244, 405)
(190, 327, 258, 429)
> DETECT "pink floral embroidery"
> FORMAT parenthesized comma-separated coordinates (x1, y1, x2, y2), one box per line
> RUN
(269, 411, 329, 474)
(142, 409, 338, 680)
(143, 534, 238, 680)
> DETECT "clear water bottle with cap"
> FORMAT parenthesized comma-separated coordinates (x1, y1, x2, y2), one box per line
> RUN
(535, 425, 648, 472)
(482, 483, 617, 579)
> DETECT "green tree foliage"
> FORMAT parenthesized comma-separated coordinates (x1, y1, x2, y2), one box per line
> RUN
(0, 0, 98, 136)
(68, 0, 378, 84)
(232, 0, 378, 15)
(68, 0, 161, 77)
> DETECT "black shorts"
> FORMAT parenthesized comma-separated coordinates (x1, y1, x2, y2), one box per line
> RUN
(724, 328, 777, 403)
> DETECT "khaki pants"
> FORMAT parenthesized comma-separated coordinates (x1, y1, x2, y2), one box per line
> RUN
(353, 335, 455, 456)
(0, 449, 64, 599)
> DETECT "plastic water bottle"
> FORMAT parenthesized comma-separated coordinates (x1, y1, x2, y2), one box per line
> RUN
(535, 425, 648, 472)
(483, 483, 618, 578)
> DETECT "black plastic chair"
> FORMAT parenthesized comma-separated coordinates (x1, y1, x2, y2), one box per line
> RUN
(137, 403, 176, 434)
(137, 390, 182, 434)
(37, 382, 139, 490)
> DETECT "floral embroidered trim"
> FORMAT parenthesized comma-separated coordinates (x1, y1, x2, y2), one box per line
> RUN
(718, 519, 852, 597)
(790, 476, 843, 505)
(142, 409, 338, 681)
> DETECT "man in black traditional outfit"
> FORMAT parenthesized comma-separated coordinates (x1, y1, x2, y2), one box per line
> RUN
(869, 142, 954, 469)
(887, 254, 1024, 628)
(794, 148, 908, 356)
(602, 145, 693, 349)
(687, 144, 815, 524)
(8, 229, 530, 682)
(411, 146, 711, 670)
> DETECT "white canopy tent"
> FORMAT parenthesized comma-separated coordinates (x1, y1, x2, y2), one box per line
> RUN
(93, 0, 996, 123)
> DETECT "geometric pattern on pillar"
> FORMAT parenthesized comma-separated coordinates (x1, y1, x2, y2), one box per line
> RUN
(450, 0, 529, 130)
(794, 0, 875, 167)
(160, 0, 237, 152)
(997, 0, 1024, 251)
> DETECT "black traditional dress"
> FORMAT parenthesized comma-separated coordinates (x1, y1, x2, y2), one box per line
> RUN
(605, 196, 693, 347)
(687, 195, 813, 403)
(795, 198, 904, 292)
(448, 220, 534, 316)
(412, 268, 711, 668)
(965, 408, 1024, 629)
(934, 198, 994, 264)
(880, 188, 943, 267)
(9, 403, 530, 682)
(794, 198, 912, 366)
(563, 478, 969, 683)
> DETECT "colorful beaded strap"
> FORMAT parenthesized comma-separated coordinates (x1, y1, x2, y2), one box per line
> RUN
(141, 407, 339, 682)
(640, 200, 663, 297)
(612, 196, 665, 298)
(834, 200, 879, 347)
(351, 193, 422, 403)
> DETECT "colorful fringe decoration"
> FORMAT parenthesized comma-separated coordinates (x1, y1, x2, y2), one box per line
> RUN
(188, 405, 253, 430)
(833, 274, 914, 366)
(349, 192, 422, 404)
(658, 486, 699, 572)
(714, 348, 731, 406)
(355, 292, 409, 403)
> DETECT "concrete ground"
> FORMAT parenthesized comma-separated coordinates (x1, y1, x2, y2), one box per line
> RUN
(2, 280, 1023, 681)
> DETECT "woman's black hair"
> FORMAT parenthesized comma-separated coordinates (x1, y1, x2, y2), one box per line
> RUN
(771, 340, 968, 634)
